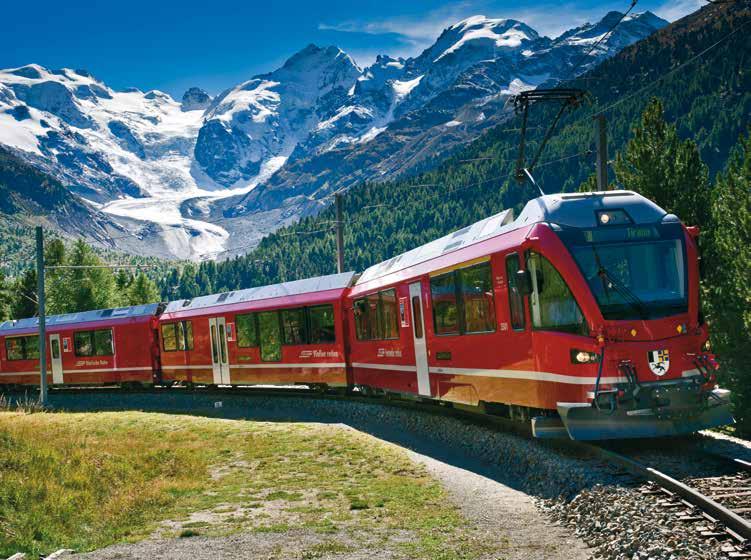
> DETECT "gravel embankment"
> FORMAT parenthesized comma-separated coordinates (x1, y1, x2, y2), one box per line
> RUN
(36, 391, 749, 559)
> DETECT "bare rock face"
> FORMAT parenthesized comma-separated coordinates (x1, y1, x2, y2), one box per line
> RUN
(181, 87, 212, 112)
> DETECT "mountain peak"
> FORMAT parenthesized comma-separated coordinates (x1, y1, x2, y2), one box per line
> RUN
(428, 15, 539, 63)
(181, 87, 212, 112)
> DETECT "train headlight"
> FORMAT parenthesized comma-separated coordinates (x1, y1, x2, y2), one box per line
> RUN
(571, 349, 600, 364)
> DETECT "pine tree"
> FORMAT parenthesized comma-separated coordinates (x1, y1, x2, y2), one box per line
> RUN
(62, 240, 118, 312)
(614, 98, 712, 228)
(11, 268, 37, 319)
(127, 273, 160, 306)
(0, 270, 11, 321)
(44, 238, 68, 315)
(703, 130, 751, 433)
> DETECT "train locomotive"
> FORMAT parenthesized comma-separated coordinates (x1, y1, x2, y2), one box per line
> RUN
(0, 191, 734, 440)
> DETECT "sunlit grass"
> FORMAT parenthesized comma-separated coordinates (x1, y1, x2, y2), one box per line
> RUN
(0, 411, 495, 558)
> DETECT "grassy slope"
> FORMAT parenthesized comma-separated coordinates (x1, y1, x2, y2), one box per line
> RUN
(0, 411, 495, 558)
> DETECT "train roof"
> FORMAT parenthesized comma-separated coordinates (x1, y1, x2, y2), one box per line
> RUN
(515, 190, 667, 229)
(356, 190, 667, 285)
(0, 303, 161, 335)
(164, 271, 356, 314)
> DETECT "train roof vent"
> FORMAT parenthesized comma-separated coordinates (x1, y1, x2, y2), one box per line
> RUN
(442, 240, 463, 253)
(451, 226, 471, 239)
(182, 299, 192, 307)
(111, 307, 131, 317)
(101, 310, 114, 317)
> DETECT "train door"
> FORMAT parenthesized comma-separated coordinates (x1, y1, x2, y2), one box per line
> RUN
(208, 317, 231, 385)
(409, 282, 431, 397)
(49, 334, 64, 384)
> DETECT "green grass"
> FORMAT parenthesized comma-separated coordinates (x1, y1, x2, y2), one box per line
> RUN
(0, 411, 497, 559)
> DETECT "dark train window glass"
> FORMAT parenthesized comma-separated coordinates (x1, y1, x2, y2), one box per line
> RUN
(527, 252, 587, 336)
(281, 308, 307, 345)
(354, 298, 370, 340)
(431, 273, 460, 335)
(458, 263, 496, 333)
(258, 311, 281, 361)
(162, 321, 193, 352)
(74, 329, 113, 357)
(5, 335, 39, 361)
(181, 321, 194, 351)
(411, 296, 423, 339)
(51, 338, 60, 360)
(380, 289, 400, 340)
(161, 323, 178, 352)
(366, 293, 381, 339)
(236, 313, 258, 348)
(354, 290, 400, 341)
(5, 337, 24, 361)
(210, 325, 219, 362)
(308, 305, 336, 344)
(218, 324, 227, 362)
(505, 254, 525, 330)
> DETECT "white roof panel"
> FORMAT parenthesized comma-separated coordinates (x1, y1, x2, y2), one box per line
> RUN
(164, 271, 356, 314)
(357, 209, 515, 284)
(0, 303, 160, 334)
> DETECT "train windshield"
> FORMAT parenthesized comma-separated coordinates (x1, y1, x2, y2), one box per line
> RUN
(557, 223, 688, 320)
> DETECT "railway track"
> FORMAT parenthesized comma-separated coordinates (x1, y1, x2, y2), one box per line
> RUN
(584, 443, 751, 558)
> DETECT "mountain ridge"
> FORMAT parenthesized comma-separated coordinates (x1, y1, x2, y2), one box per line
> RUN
(0, 9, 667, 261)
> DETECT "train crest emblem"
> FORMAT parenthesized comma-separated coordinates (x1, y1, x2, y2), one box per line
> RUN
(647, 349, 670, 376)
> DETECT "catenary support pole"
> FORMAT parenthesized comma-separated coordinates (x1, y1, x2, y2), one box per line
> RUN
(595, 114, 608, 191)
(35, 226, 47, 406)
(335, 193, 345, 274)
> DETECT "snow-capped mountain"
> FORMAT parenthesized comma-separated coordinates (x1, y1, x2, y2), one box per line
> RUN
(0, 10, 667, 260)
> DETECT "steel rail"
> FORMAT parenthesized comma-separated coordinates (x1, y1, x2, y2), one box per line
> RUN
(581, 444, 751, 542)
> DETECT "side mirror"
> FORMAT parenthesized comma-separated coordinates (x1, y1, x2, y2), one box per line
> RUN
(516, 269, 532, 296)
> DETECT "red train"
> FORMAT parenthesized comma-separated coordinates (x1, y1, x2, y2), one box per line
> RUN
(0, 191, 733, 440)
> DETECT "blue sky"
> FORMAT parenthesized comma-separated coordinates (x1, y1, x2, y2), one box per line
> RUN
(0, 0, 703, 98)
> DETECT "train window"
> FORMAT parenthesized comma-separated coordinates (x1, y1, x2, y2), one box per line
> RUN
(458, 263, 496, 333)
(354, 289, 400, 341)
(161, 321, 194, 352)
(4, 335, 39, 361)
(505, 254, 525, 330)
(308, 305, 336, 344)
(282, 308, 307, 345)
(430, 273, 460, 335)
(366, 293, 382, 338)
(218, 324, 228, 362)
(353, 298, 369, 340)
(258, 311, 282, 361)
(210, 325, 219, 362)
(236, 313, 258, 348)
(74, 329, 113, 357)
(181, 321, 194, 351)
(411, 297, 423, 339)
(381, 289, 400, 340)
(526, 252, 587, 336)
(161, 323, 178, 352)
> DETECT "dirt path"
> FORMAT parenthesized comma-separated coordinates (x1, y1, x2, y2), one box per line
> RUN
(405, 448, 591, 560)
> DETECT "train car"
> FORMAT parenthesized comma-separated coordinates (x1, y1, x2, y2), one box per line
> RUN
(346, 191, 733, 440)
(159, 272, 355, 388)
(0, 304, 162, 387)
